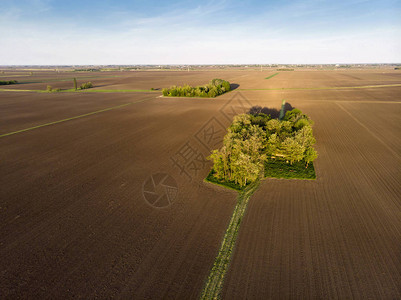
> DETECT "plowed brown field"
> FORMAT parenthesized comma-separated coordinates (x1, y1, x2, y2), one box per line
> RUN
(223, 101, 401, 299)
(1, 68, 400, 298)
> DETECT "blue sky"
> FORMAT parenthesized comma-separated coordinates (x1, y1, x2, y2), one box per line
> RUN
(1, 0, 400, 64)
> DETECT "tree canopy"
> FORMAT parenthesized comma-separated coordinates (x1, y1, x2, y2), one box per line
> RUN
(207, 107, 318, 187)
(162, 79, 231, 98)
(0, 80, 18, 85)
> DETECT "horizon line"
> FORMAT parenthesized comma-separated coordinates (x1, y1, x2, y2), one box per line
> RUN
(1, 63, 400, 67)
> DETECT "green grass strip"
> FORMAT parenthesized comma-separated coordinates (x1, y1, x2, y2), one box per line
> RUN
(17, 75, 123, 84)
(264, 159, 316, 180)
(239, 83, 401, 91)
(200, 180, 260, 300)
(204, 169, 248, 191)
(0, 88, 158, 93)
(204, 178, 242, 192)
(62, 89, 159, 93)
(0, 99, 151, 138)
(265, 72, 279, 79)
(0, 75, 29, 77)
(0, 88, 48, 93)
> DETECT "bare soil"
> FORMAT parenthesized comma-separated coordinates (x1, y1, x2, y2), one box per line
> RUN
(222, 76, 401, 299)
(0, 69, 400, 298)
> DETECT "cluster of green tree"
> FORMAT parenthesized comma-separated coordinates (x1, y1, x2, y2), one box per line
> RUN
(80, 82, 93, 89)
(205, 169, 248, 191)
(46, 85, 61, 92)
(276, 68, 294, 71)
(395, 67, 401, 70)
(46, 81, 93, 92)
(0, 80, 18, 85)
(208, 108, 318, 187)
(162, 79, 231, 98)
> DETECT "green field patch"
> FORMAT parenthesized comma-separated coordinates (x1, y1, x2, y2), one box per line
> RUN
(0, 88, 158, 93)
(0, 88, 48, 93)
(265, 72, 279, 79)
(205, 169, 249, 191)
(264, 158, 316, 180)
(0, 74, 29, 77)
(71, 89, 159, 93)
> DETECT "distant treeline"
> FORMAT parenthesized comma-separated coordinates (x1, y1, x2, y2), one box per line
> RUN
(73, 68, 99, 72)
(162, 79, 231, 98)
(276, 68, 294, 71)
(0, 80, 18, 85)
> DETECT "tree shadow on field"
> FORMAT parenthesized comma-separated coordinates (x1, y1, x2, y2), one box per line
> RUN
(230, 83, 239, 90)
(90, 84, 108, 88)
(16, 81, 39, 84)
(248, 103, 295, 119)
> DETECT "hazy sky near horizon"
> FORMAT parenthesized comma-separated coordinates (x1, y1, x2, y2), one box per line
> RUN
(1, 0, 400, 64)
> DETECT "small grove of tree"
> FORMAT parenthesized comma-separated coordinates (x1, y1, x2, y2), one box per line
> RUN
(46, 85, 61, 92)
(208, 108, 318, 187)
(209, 115, 266, 186)
(80, 82, 93, 89)
(0, 80, 18, 85)
(162, 79, 231, 98)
